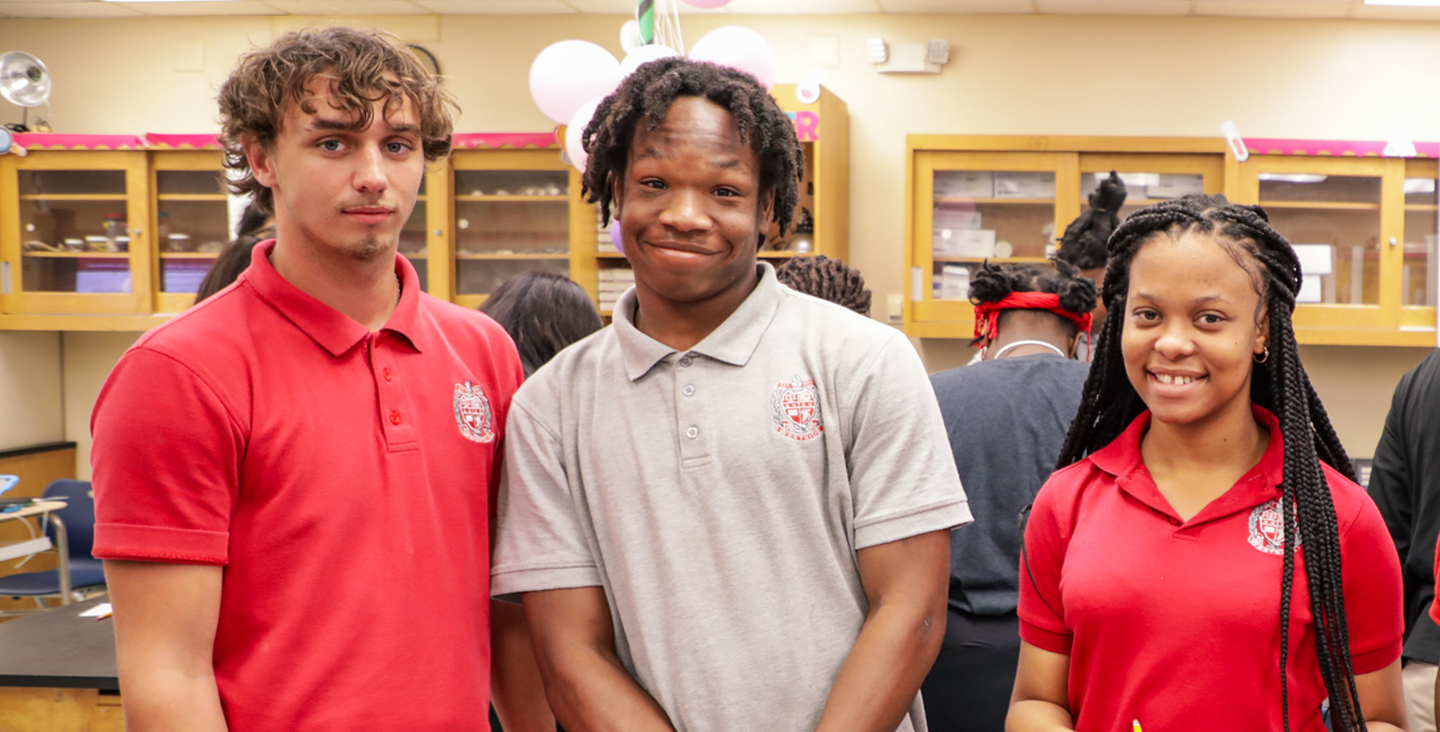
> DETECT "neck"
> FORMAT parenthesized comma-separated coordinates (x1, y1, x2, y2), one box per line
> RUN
(1141, 398, 1267, 478)
(988, 324, 1072, 360)
(632, 270, 760, 352)
(268, 232, 400, 332)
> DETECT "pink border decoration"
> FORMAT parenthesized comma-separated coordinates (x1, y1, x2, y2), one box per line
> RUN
(145, 133, 221, 150)
(13, 134, 148, 151)
(452, 133, 558, 150)
(1245, 137, 1440, 159)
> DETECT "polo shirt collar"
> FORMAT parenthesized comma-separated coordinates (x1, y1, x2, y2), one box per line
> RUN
(1089, 404, 1286, 524)
(612, 262, 783, 381)
(242, 239, 425, 358)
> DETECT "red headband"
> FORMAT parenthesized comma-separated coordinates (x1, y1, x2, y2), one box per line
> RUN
(973, 292, 1094, 346)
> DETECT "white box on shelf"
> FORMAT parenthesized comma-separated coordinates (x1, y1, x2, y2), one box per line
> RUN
(934, 208, 982, 230)
(994, 172, 1056, 199)
(1149, 174, 1204, 199)
(935, 171, 994, 199)
(954, 229, 997, 258)
(940, 265, 970, 300)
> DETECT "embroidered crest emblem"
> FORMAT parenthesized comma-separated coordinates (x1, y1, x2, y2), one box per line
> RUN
(771, 376, 823, 442)
(1247, 499, 1300, 555)
(453, 381, 495, 444)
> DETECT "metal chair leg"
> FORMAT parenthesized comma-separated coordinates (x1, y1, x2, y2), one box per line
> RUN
(52, 515, 71, 605)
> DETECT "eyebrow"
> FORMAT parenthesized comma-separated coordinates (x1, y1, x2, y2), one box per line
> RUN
(306, 117, 420, 135)
(1133, 291, 1233, 305)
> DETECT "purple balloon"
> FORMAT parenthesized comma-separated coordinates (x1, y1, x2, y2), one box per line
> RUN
(609, 218, 624, 255)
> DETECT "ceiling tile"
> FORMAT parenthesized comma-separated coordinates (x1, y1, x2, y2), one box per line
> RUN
(877, 0, 1034, 12)
(564, 0, 655, 13)
(725, 0, 883, 13)
(1035, 0, 1189, 14)
(0, 1, 144, 17)
(1349, 3, 1440, 20)
(1194, 0, 1350, 17)
(117, 1, 287, 16)
(414, 0, 575, 12)
(263, 0, 431, 14)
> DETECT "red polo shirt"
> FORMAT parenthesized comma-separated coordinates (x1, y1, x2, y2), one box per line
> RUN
(1020, 406, 1402, 732)
(91, 241, 522, 732)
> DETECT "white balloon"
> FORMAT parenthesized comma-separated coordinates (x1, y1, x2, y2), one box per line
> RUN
(619, 20, 644, 54)
(619, 45, 679, 82)
(529, 40, 620, 125)
(687, 26, 777, 89)
(565, 98, 602, 174)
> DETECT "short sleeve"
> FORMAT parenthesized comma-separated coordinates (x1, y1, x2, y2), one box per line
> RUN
(490, 394, 602, 602)
(844, 333, 971, 550)
(91, 347, 244, 565)
(1017, 478, 1073, 655)
(1339, 483, 1405, 674)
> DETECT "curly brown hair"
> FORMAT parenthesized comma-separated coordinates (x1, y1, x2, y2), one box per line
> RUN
(217, 26, 458, 214)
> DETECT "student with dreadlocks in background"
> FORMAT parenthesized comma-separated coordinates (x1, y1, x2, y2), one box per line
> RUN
(1054, 171, 1126, 362)
(922, 261, 1095, 732)
(1008, 194, 1406, 732)
(490, 57, 968, 732)
(775, 253, 873, 316)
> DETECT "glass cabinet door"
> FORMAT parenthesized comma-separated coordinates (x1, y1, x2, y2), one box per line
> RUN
(2, 151, 151, 315)
(153, 153, 227, 312)
(1403, 159, 1436, 313)
(450, 151, 572, 309)
(909, 151, 1077, 332)
(400, 173, 430, 294)
(1076, 153, 1223, 225)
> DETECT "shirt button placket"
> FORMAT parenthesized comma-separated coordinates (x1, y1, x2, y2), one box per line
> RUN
(676, 354, 708, 462)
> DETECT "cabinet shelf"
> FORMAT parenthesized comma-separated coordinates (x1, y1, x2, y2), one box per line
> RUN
(23, 251, 130, 259)
(935, 197, 1055, 205)
(1258, 200, 1380, 211)
(453, 195, 568, 203)
(158, 252, 220, 259)
(157, 194, 227, 202)
(19, 194, 127, 201)
(455, 253, 569, 260)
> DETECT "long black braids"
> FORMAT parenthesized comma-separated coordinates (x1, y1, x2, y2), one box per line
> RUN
(579, 57, 804, 249)
(1057, 194, 1364, 732)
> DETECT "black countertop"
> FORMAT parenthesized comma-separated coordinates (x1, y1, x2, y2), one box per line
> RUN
(0, 595, 118, 690)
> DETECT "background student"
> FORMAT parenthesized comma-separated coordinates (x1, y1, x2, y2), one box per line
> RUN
(1011, 195, 1407, 732)
(923, 260, 1096, 732)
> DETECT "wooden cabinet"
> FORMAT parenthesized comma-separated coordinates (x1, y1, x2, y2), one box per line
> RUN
(904, 136, 1225, 339)
(0, 87, 849, 330)
(1226, 151, 1436, 346)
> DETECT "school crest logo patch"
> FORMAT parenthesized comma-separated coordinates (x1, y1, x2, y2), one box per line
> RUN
(771, 376, 823, 442)
(1248, 499, 1299, 556)
(453, 381, 494, 444)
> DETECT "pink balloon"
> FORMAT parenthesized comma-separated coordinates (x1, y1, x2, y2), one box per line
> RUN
(609, 218, 624, 255)
(687, 26, 777, 89)
(681, 0, 733, 7)
(529, 40, 620, 125)
(565, 98, 602, 174)
(618, 44, 680, 83)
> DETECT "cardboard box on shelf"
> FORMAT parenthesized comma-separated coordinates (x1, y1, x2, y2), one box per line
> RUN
(994, 172, 1056, 199)
(935, 171, 994, 199)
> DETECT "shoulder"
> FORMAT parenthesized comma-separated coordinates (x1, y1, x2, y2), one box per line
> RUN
(417, 293, 512, 344)
(1030, 458, 1107, 532)
(512, 325, 618, 412)
(1322, 461, 1386, 537)
(126, 283, 259, 374)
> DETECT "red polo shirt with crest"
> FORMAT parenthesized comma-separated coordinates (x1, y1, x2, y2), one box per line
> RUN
(91, 240, 522, 732)
(1019, 406, 1402, 732)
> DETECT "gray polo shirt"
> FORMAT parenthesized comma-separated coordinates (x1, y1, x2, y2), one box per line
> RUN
(492, 263, 970, 732)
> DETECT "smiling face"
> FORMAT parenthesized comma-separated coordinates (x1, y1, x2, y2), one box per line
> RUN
(247, 74, 424, 262)
(615, 96, 772, 313)
(1122, 229, 1270, 430)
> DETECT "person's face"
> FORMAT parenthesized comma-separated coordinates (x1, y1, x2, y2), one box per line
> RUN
(1122, 231, 1269, 429)
(247, 75, 423, 262)
(615, 96, 772, 309)
(1081, 266, 1108, 328)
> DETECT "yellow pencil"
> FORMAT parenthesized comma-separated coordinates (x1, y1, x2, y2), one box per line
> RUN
(1133, 719, 1143, 732)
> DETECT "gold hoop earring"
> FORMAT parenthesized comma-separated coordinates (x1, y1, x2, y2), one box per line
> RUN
(1255, 347, 1269, 364)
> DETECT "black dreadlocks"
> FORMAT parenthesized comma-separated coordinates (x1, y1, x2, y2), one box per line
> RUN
(1056, 171, 1128, 271)
(580, 57, 804, 249)
(969, 259, 1097, 349)
(1056, 194, 1363, 732)
(775, 255, 872, 316)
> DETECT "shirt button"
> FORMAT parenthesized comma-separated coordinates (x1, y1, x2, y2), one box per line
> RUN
(682, 384, 696, 397)
(389, 411, 402, 425)
(382, 368, 394, 382)
(679, 356, 693, 368)
(685, 426, 699, 439)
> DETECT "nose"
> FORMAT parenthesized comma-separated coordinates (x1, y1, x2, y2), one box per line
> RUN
(657, 187, 712, 234)
(353, 144, 388, 194)
(1154, 321, 1195, 361)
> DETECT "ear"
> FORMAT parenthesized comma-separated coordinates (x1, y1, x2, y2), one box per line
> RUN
(244, 134, 279, 189)
(1067, 333, 1082, 359)
(759, 188, 775, 227)
(1255, 304, 1271, 358)
(608, 170, 623, 220)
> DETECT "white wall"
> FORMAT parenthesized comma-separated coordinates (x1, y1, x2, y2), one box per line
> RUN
(0, 332, 63, 452)
(2, 12, 1438, 459)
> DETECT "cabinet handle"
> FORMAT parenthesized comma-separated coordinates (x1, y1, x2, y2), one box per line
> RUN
(131, 228, 143, 236)
(432, 229, 442, 237)
(1390, 237, 1398, 248)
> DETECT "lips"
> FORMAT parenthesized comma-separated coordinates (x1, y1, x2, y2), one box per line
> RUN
(343, 205, 396, 225)
(1147, 369, 1207, 395)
